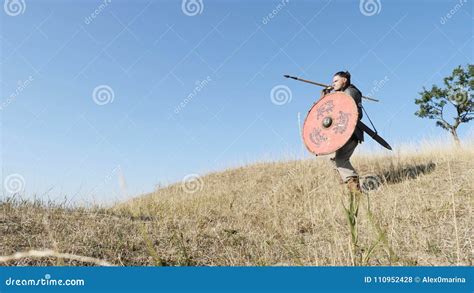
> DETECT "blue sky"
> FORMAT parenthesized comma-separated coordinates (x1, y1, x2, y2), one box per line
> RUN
(1, 0, 473, 204)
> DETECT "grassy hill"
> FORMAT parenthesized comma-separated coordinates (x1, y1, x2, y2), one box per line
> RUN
(1, 143, 472, 266)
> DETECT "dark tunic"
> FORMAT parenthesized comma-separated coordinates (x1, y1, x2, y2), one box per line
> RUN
(341, 84, 364, 142)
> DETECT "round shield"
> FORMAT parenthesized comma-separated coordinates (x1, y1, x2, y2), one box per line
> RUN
(302, 92, 358, 155)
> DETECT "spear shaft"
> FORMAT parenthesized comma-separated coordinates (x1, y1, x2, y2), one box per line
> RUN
(284, 74, 379, 102)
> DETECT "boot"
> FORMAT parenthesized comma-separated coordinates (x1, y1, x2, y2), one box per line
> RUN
(346, 176, 362, 194)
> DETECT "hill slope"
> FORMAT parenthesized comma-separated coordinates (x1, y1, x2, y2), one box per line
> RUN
(1, 146, 473, 266)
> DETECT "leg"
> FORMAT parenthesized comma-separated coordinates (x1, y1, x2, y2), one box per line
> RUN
(334, 138, 359, 183)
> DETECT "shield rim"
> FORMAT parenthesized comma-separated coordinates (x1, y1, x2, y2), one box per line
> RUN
(302, 92, 358, 156)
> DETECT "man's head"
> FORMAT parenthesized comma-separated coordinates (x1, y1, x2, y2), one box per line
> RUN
(332, 71, 351, 91)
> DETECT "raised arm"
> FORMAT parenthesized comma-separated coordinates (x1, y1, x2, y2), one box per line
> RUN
(319, 86, 333, 100)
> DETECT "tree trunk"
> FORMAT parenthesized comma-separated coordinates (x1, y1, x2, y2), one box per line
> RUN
(450, 128, 461, 146)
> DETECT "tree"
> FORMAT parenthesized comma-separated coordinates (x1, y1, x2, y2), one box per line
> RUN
(415, 64, 473, 144)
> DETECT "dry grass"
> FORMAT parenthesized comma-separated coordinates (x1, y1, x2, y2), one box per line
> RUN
(1, 143, 473, 266)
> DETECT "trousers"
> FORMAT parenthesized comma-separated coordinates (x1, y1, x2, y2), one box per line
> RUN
(331, 138, 359, 183)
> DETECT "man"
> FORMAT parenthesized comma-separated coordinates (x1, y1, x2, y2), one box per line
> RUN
(320, 71, 363, 193)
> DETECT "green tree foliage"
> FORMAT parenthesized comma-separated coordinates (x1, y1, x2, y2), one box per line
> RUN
(415, 64, 473, 143)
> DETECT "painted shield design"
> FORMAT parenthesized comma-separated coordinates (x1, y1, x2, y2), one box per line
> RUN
(302, 92, 358, 155)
